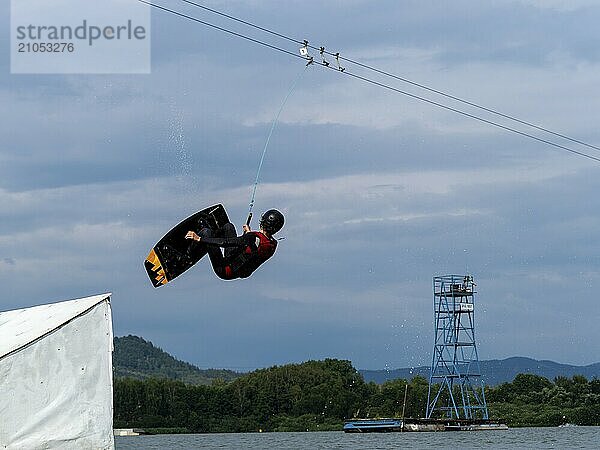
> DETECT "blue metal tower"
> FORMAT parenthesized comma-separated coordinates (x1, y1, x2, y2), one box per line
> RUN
(426, 275, 489, 420)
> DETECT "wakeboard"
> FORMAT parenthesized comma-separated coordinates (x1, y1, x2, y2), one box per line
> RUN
(144, 204, 230, 287)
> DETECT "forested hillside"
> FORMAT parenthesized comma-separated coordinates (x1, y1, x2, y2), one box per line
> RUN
(113, 359, 600, 433)
(114, 359, 367, 432)
(113, 335, 239, 385)
(112, 336, 600, 432)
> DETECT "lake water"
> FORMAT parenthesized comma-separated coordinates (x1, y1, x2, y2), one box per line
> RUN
(116, 426, 600, 449)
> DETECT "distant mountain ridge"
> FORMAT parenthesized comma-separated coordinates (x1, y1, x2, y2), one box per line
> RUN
(113, 335, 600, 387)
(360, 357, 600, 385)
(113, 335, 240, 385)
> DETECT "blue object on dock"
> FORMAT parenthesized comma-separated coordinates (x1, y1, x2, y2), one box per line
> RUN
(343, 418, 403, 433)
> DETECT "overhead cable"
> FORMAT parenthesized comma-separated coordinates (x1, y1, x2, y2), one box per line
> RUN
(137, 0, 303, 61)
(140, 0, 600, 163)
(175, 0, 600, 154)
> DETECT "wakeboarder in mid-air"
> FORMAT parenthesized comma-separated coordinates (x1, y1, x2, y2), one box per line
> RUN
(185, 209, 284, 280)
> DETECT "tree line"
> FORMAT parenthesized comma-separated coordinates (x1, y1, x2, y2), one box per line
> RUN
(113, 359, 600, 433)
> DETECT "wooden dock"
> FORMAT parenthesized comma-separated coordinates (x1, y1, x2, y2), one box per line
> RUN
(113, 428, 147, 436)
(343, 418, 508, 432)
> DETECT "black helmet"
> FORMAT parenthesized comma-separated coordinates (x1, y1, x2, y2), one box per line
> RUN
(260, 209, 284, 234)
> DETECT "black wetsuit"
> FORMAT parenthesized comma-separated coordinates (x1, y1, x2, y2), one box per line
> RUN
(197, 223, 277, 280)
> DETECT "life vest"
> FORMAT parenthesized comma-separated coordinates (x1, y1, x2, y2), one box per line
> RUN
(225, 232, 277, 278)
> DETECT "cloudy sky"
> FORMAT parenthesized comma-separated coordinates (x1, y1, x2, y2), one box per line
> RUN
(2, 0, 600, 371)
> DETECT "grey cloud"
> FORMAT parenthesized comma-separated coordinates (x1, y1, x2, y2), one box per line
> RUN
(2, 1, 600, 370)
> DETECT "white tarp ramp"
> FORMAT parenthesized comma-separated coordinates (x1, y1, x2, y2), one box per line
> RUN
(0, 293, 114, 450)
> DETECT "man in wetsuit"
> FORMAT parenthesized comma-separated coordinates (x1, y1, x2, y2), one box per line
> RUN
(185, 209, 284, 280)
